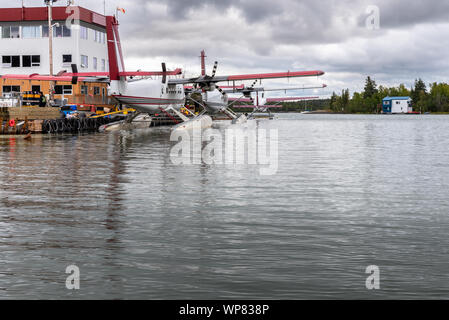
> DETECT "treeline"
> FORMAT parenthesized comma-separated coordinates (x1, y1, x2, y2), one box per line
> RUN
(281, 98, 330, 112)
(269, 77, 449, 113)
(328, 77, 449, 113)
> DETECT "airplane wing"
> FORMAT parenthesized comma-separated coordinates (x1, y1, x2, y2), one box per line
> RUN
(262, 84, 327, 92)
(228, 96, 320, 103)
(169, 70, 325, 85)
(185, 84, 245, 90)
(1, 68, 183, 84)
(267, 96, 320, 102)
(61, 68, 182, 78)
(119, 69, 182, 77)
(0, 74, 89, 82)
(221, 84, 327, 94)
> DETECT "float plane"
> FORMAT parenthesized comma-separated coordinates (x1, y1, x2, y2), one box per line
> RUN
(171, 51, 325, 126)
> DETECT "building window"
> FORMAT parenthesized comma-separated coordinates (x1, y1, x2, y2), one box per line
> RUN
(2, 86, 21, 94)
(2, 55, 20, 67)
(93, 57, 98, 70)
(93, 30, 106, 43)
(93, 87, 100, 95)
(80, 26, 88, 40)
(81, 55, 88, 68)
(54, 85, 73, 95)
(42, 25, 71, 38)
(101, 59, 106, 71)
(63, 54, 72, 65)
(22, 26, 41, 38)
(92, 30, 107, 43)
(54, 25, 63, 37)
(2, 26, 20, 38)
(42, 25, 49, 37)
(63, 25, 71, 37)
(22, 55, 41, 67)
(31, 85, 41, 93)
(81, 85, 88, 95)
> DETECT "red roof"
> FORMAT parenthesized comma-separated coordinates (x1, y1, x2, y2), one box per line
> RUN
(0, 6, 107, 27)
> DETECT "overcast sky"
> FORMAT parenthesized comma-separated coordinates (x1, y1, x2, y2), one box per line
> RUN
(4, 0, 449, 97)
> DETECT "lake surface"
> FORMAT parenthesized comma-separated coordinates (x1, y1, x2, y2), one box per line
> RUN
(1, 114, 449, 299)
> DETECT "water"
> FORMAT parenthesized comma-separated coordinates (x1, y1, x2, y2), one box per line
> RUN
(1, 114, 449, 299)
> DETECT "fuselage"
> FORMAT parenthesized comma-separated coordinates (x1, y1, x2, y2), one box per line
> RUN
(111, 78, 185, 115)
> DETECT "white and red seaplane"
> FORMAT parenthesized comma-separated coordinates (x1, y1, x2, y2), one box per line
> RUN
(174, 51, 326, 127)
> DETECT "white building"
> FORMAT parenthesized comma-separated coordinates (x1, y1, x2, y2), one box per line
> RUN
(0, 6, 109, 78)
(382, 97, 413, 114)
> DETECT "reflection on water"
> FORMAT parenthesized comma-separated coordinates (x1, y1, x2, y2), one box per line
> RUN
(1, 114, 449, 299)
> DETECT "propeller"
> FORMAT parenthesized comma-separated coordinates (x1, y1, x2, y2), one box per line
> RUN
(240, 80, 258, 98)
(249, 80, 258, 89)
(162, 62, 167, 84)
(211, 61, 218, 78)
(216, 85, 227, 98)
(71, 64, 78, 85)
(250, 92, 255, 105)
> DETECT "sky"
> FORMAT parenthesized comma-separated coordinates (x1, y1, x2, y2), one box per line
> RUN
(3, 0, 449, 97)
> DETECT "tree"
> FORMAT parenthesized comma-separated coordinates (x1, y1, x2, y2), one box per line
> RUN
(325, 79, 449, 114)
(363, 76, 378, 99)
(341, 89, 350, 112)
(329, 92, 338, 112)
(416, 90, 429, 113)
(429, 82, 449, 112)
(411, 79, 427, 105)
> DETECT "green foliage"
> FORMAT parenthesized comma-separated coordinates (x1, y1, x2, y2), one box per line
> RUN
(429, 82, 449, 112)
(363, 76, 378, 99)
(411, 78, 427, 105)
(254, 76, 449, 114)
(328, 76, 449, 114)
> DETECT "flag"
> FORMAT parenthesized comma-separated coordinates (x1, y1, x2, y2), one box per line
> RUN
(116, 7, 126, 14)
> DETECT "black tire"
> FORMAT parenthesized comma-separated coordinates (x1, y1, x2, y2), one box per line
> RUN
(49, 120, 56, 133)
(42, 120, 49, 133)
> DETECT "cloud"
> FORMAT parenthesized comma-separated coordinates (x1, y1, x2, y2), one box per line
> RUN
(4, 0, 449, 95)
(357, 0, 449, 29)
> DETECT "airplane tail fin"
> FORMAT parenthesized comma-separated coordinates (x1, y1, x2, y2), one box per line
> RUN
(106, 16, 127, 93)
